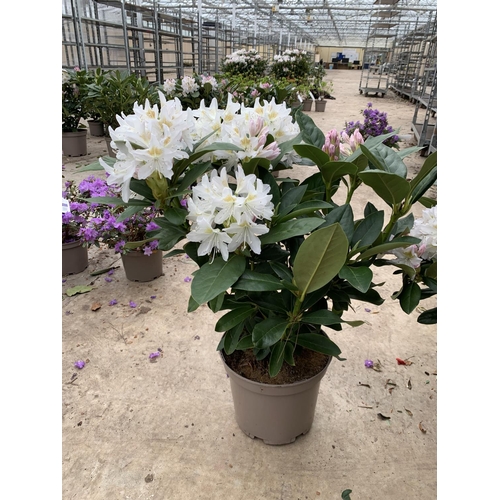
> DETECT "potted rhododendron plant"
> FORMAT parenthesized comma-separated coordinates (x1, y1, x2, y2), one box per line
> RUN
(82, 91, 437, 444)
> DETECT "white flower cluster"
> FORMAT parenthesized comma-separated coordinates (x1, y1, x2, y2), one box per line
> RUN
(200, 75, 218, 89)
(223, 49, 262, 65)
(186, 166, 274, 260)
(193, 94, 299, 168)
(389, 206, 437, 268)
(99, 91, 300, 203)
(99, 93, 196, 201)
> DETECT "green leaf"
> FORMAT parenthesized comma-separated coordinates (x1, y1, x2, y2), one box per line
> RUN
(341, 489, 353, 500)
(293, 144, 330, 168)
(208, 291, 225, 313)
(284, 341, 296, 366)
(232, 271, 283, 291)
(293, 223, 349, 296)
(338, 266, 373, 293)
(301, 310, 344, 325)
(278, 185, 307, 216)
(399, 281, 422, 314)
(260, 218, 324, 245)
(417, 307, 437, 324)
(163, 207, 187, 225)
(252, 317, 288, 349)
(319, 161, 358, 185)
(295, 333, 342, 358)
(215, 306, 255, 332)
(409, 152, 437, 204)
(129, 178, 155, 201)
(187, 295, 200, 312)
(356, 236, 421, 260)
(358, 170, 411, 206)
(223, 323, 245, 355)
(351, 210, 384, 248)
(366, 143, 408, 178)
(191, 254, 246, 305)
(176, 161, 213, 193)
(322, 204, 355, 242)
(278, 201, 333, 223)
(270, 261, 293, 282)
(418, 196, 437, 209)
(154, 219, 187, 251)
(66, 285, 94, 296)
(269, 341, 287, 378)
(236, 334, 254, 350)
(294, 110, 325, 148)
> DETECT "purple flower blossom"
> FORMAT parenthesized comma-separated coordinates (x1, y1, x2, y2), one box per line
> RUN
(149, 351, 161, 359)
(364, 308, 371, 313)
(184, 276, 192, 283)
(143, 245, 153, 256)
(114, 240, 126, 253)
(107, 269, 115, 276)
(74, 360, 85, 369)
(150, 295, 156, 299)
(105, 277, 113, 283)
(364, 359, 374, 368)
(109, 299, 118, 306)
(180, 198, 188, 208)
(129, 301, 137, 308)
(146, 221, 160, 231)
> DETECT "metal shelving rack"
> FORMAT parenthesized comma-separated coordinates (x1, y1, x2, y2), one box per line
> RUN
(388, 13, 436, 102)
(410, 21, 437, 155)
(358, 1, 400, 98)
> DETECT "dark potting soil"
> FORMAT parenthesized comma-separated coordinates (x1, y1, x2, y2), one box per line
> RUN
(223, 348, 330, 385)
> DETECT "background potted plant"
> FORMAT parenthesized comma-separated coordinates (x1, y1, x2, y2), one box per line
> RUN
(62, 67, 91, 156)
(344, 102, 400, 149)
(62, 175, 114, 275)
(84, 69, 157, 156)
(82, 94, 437, 444)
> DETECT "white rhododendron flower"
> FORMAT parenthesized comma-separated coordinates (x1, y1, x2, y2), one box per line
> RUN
(186, 166, 274, 260)
(102, 94, 195, 201)
(386, 206, 437, 268)
(181, 76, 199, 95)
(163, 78, 176, 96)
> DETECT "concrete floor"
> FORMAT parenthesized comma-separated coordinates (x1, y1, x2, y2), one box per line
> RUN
(62, 70, 437, 499)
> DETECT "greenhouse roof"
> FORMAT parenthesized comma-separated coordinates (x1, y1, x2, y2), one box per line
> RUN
(140, 0, 437, 47)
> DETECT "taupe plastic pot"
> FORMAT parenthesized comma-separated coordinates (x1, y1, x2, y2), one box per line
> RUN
(88, 120, 105, 137)
(315, 100, 327, 112)
(121, 249, 163, 282)
(221, 352, 332, 445)
(62, 130, 88, 157)
(62, 240, 88, 276)
(302, 99, 313, 111)
(105, 136, 117, 158)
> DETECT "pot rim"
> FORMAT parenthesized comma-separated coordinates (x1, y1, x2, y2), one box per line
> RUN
(220, 350, 332, 390)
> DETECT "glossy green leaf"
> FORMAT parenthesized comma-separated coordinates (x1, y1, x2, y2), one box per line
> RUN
(187, 295, 200, 312)
(191, 254, 246, 305)
(215, 306, 255, 332)
(338, 266, 373, 293)
(129, 178, 155, 201)
(278, 185, 307, 216)
(232, 271, 283, 291)
(223, 323, 245, 355)
(269, 341, 287, 378)
(356, 236, 420, 260)
(163, 207, 187, 225)
(277, 200, 333, 223)
(358, 170, 411, 206)
(260, 217, 324, 245)
(322, 204, 355, 242)
(252, 317, 288, 349)
(295, 333, 342, 357)
(301, 310, 344, 325)
(236, 334, 254, 350)
(319, 161, 358, 185)
(293, 223, 349, 296)
(417, 307, 437, 324)
(293, 144, 330, 168)
(352, 210, 384, 248)
(399, 281, 422, 314)
(176, 161, 213, 193)
(294, 110, 325, 148)
(270, 261, 293, 282)
(154, 219, 187, 251)
(284, 341, 296, 366)
(367, 143, 407, 178)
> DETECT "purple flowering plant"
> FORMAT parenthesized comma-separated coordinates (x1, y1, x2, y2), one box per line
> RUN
(344, 103, 400, 149)
(62, 175, 119, 244)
